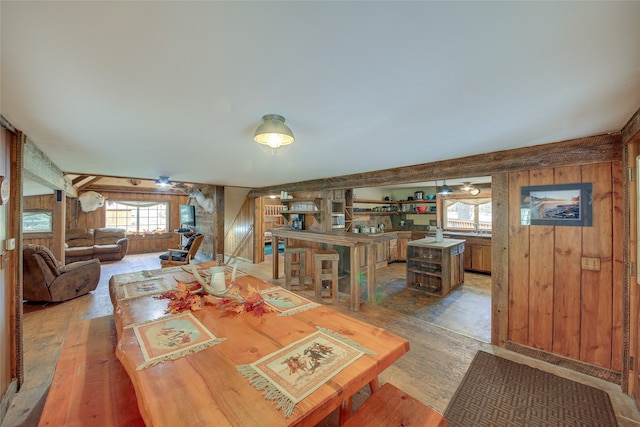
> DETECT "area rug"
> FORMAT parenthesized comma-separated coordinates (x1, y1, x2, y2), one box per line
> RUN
(264, 242, 285, 255)
(444, 350, 618, 426)
(237, 327, 374, 418)
(127, 312, 226, 370)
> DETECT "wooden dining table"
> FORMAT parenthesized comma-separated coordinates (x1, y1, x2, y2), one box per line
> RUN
(109, 264, 409, 426)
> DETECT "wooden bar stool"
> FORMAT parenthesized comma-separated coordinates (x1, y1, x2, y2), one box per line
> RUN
(285, 247, 307, 290)
(312, 249, 339, 304)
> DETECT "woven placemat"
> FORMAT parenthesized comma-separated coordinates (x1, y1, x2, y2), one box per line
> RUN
(444, 350, 618, 426)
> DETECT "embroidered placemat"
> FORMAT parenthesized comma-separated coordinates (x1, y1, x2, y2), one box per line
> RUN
(114, 271, 157, 284)
(237, 327, 375, 418)
(145, 266, 184, 276)
(120, 278, 173, 301)
(260, 287, 319, 316)
(127, 312, 225, 370)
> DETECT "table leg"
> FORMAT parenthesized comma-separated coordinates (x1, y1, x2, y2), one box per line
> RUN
(369, 376, 381, 393)
(339, 397, 353, 426)
(367, 244, 376, 304)
(350, 246, 360, 311)
(272, 238, 281, 279)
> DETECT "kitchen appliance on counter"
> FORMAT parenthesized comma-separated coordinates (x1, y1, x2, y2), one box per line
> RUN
(290, 214, 305, 230)
(332, 213, 345, 229)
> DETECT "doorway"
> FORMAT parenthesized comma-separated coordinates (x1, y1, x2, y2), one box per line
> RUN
(353, 178, 492, 343)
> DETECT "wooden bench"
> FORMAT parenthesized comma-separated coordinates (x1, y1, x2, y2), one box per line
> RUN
(343, 382, 448, 426)
(38, 316, 144, 427)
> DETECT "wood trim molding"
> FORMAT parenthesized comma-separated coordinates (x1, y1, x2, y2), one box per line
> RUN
(506, 341, 622, 384)
(13, 132, 24, 387)
(248, 133, 622, 197)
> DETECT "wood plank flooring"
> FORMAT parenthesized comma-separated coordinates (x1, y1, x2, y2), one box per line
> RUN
(2, 252, 640, 427)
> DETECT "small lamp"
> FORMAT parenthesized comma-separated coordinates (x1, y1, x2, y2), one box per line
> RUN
(254, 114, 295, 154)
(437, 180, 453, 199)
(155, 176, 172, 188)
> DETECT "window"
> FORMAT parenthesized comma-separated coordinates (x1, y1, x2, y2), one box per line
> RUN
(105, 200, 168, 233)
(23, 210, 53, 233)
(444, 198, 492, 232)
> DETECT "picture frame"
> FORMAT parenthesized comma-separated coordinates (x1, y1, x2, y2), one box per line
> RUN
(520, 183, 592, 227)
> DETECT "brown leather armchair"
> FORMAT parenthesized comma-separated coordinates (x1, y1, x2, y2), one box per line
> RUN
(23, 244, 101, 302)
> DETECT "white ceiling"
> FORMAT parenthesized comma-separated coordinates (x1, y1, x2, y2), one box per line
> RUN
(2, 1, 639, 189)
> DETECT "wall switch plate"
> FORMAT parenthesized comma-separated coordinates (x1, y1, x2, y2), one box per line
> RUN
(581, 257, 601, 271)
(5, 238, 15, 250)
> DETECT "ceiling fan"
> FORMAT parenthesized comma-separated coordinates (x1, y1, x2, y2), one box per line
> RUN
(461, 182, 481, 196)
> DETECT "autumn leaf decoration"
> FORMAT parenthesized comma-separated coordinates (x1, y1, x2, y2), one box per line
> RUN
(156, 281, 271, 317)
(155, 281, 214, 314)
(216, 284, 271, 317)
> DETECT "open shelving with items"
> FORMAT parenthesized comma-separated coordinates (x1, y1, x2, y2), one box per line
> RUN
(406, 238, 465, 297)
(353, 198, 438, 216)
(279, 198, 322, 229)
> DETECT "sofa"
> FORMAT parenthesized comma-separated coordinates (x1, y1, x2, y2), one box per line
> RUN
(65, 228, 129, 264)
(23, 244, 100, 302)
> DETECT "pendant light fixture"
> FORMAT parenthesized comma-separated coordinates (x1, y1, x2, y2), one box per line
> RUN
(254, 114, 295, 155)
(437, 180, 453, 199)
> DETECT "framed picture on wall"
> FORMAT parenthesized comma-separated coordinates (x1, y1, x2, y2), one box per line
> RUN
(520, 183, 592, 227)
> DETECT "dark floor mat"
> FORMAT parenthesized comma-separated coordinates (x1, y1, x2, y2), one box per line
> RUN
(444, 350, 618, 427)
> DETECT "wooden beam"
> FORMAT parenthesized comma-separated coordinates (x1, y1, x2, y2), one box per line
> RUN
(80, 184, 186, 196)
(71, 175, 90, 185)
(213, 186, 225, 257)
(492, 172, 509, 347)
(52, 191, 66, 262)
(23, 139, 77, 197)
(248, 133, 622, 197)
(622, 106, 640, 145)
(0, 114, 16, 133)
(77, 177, 102, 191)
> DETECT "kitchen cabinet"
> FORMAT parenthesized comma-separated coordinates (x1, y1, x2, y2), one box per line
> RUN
(406, 238, 465, 297)
(357, 241, 389, 269)
(396, 231, 411, 261)
(388, 237, 398, 262)
(463, 236, 492, 273)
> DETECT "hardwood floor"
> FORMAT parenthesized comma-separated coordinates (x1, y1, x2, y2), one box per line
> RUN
(2, 252, 640, 426)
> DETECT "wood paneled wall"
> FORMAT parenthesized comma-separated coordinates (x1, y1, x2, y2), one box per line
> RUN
(507, 161, 623, 371)
(225, 197, 255, 262)
(24, 190, 189, 254)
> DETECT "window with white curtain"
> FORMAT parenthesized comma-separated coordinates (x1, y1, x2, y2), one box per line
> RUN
(444, 198, 492, 231)
(105, 200, 168, 233)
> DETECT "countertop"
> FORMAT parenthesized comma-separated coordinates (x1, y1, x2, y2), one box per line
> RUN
(406, 237, 466, 248)
(384, 229, 492, 239)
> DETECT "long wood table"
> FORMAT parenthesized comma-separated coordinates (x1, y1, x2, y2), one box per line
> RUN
(109, 265, 409, 426)
(270, 229, 395, 311)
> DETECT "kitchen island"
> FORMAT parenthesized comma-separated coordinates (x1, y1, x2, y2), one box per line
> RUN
(406, 237, 465, 297)
(270, 229, 395, 311)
